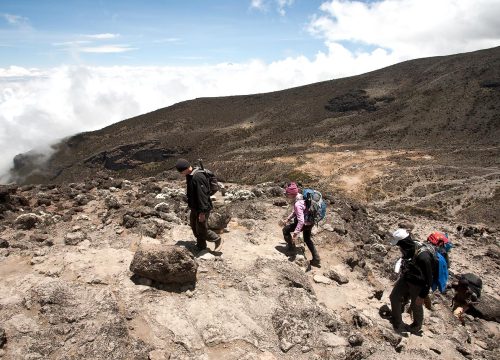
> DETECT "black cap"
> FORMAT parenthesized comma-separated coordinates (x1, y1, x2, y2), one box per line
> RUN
(175, 158, 190, 172)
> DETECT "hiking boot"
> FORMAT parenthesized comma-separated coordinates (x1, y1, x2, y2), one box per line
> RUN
(407, 324, 423, 336)
(392, 322, 409, 335)
(285, 243, 297, 255)
(196, 242, 207, 252)
(213, 237, 224, 252)
(310, 258, 321, 268)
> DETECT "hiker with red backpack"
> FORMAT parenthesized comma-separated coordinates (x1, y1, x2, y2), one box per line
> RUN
(175, 158, 223, 253)
(280, 182, 321, 268)
(389, 228, 438, 335)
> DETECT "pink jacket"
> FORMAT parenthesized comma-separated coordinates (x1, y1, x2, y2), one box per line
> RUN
(286, 194, 311, 234)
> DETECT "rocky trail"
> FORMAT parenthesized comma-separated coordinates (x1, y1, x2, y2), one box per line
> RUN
(0, 177, 498, 359)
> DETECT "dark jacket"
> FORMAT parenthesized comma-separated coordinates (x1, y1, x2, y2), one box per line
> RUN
(186, 170, 213, 212)
(401, 246, 437, 298)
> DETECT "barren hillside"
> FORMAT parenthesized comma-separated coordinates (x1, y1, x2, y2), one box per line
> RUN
(10, 47, 500, 227)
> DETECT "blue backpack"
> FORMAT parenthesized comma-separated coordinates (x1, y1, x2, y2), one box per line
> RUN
(415, 242, 449, 293)
(432, 252, 449, 293)
(302, 188, 327, 225)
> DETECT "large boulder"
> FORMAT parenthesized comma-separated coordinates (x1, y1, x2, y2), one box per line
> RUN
(208, 207, 231, 232)
(129, 245, 198, 284)
(472, 293, 500, 322)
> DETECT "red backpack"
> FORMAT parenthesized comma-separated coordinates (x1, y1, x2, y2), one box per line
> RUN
(427, 231, 449, 246)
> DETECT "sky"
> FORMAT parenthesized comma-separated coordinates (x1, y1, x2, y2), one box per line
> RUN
(1, 0, 500, 182)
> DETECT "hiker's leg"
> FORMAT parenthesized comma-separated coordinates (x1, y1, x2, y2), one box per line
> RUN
(408, 283, 424, 331)
(390, 278, 409, 328)
(203, 212, 221, 243)
(303, 225, 320, 262)
(282, 222, 297, 249)
(190, 210, 206, 249)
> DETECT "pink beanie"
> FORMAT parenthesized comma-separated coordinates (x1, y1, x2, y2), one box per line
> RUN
(285, 182, 299, 196)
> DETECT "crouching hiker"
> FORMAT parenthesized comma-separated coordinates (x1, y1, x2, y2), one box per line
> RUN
(451, 273, 482, 325)
(389, 228, 437, 335)
(280, 182, 321, 268)
(175, 158, 223, 252)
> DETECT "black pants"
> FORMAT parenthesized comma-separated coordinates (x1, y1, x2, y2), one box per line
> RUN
(282, 221, 320, 260)
(389, 277, 424, 330)
(189, 210, 220, 249)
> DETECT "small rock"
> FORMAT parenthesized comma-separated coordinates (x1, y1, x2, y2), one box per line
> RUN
(105, 195, 121, 209)
(273, 199, 288, 207)
(398, 221, 415, 231)
(280, 338, 295, 353)
(395, 337, 407, 353)
(348, 333, 364, 347)
(456, 345, 471, 357)
(64, 231, 87, 245)
(148, 349, 169, 360)
(352, 312, 373, 328)
(324, 269, 349, 284)
(154, 202, 170, 212)
(0, 327, 6, 348)
(320, 332, 348, 348)
(313, 275, 332, 285)
(0, 239, 9, 248)
(322, 224, 334, 232)
(334, 226, 348, 235)
(197, 250, 216, 260)
(14, 213, 42, 230)
(429, 347, 442, 355)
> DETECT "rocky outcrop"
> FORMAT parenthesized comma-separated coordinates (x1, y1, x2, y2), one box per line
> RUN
(14, 213, 42, 230)
(84, 141, 183, 170)
(130, 245, 198, 284)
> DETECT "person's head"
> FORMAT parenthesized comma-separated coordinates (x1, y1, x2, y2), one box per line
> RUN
(175, 158, 192, 175)
(284, 182, 299, 200)
(390, 228, 415, 259)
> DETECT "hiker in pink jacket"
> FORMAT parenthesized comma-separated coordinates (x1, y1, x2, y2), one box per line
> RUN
(281, 182, 321, 268)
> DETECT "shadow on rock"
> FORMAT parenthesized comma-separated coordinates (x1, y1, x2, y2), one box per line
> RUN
(130, 274, 196, 293)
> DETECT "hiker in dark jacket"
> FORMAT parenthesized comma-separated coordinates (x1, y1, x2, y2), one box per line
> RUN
(175, 159, 223, 252)
(389, 228, 436, 335)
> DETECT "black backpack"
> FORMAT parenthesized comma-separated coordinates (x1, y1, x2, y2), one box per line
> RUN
(460, 273, 482, 298)
(194, 160, 220, 196)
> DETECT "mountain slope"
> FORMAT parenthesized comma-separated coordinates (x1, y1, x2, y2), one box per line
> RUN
(10, 46, 500, 226)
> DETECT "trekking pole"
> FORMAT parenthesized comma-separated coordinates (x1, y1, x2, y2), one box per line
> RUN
(197, 158, 205, 170)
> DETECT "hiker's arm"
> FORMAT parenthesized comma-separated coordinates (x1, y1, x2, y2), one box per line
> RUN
(293, 202, 305, 234)
(417, 254, 433, 298)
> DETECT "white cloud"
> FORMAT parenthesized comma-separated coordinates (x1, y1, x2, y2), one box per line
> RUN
(80, 45, 136, 53)
(85, 33, 120, 39)
(250, 0, 266, 11)
(277, 0, 294, 16)
(1, 13, 29, 26)
(250, 0, 294, 15)
(153, 38, 181, 43)
(53, 40, 91, 46)
(309, 0, 500, 59)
